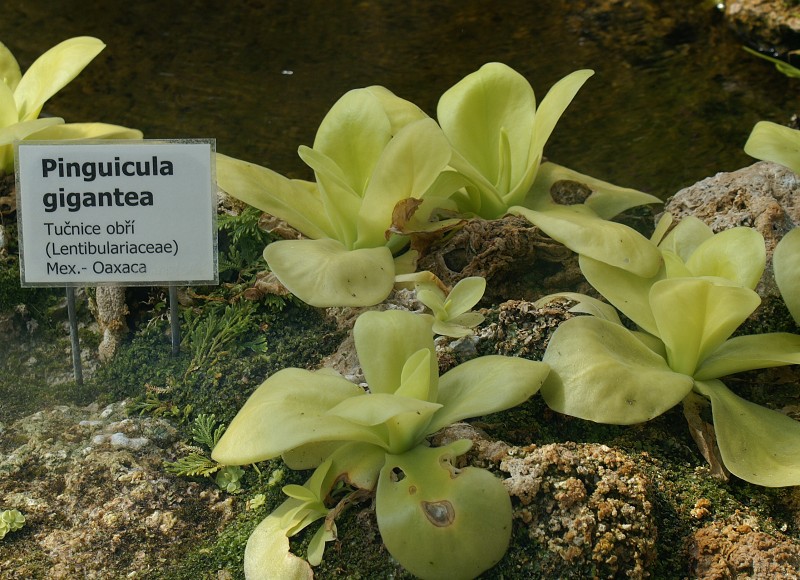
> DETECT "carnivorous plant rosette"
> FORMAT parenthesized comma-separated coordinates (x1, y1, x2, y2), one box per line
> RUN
(0, 36, 142, 174)
(415, 275, 486, 338)
(216, 87, 464, 308)
(540, 214, 800, 486)
(437, 62, 663, 276)
(212, 309, 550, 579)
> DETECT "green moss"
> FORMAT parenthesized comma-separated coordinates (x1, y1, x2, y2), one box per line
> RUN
(90, 297, 342, 427)
(160, 460, 308, 580)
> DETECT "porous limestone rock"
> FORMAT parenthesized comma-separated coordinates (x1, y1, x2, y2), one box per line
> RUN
(688, 513, 800, 578)
(432, 423, 658, 579)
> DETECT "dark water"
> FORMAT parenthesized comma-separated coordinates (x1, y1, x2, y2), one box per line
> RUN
(1, 0, 796, 199)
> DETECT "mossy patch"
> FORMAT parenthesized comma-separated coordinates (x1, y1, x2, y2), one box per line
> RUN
(160, 460, 309, 580)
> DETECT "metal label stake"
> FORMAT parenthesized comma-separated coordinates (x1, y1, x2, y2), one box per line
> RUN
(66, 286, 83, 385)
(169, 285, 181, 355)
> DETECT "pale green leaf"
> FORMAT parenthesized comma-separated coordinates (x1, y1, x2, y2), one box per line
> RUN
(446, 148, 508, 218)
(418, 169, 474, 209)
(428, 355, 549, 433)
(650, 212, 673, 245)
(437, 62, 536, 198)
(0, 117, 65, 174)
(328, 391, 439, 455)
(0, 78, 17, 127)
(448, 311, 484, 329)
(541, 316, 694, 424)
(264, 239, 395, 307)
(327, 393, 441, 452)
(377, 441, 512, 580)
(297, 145, 361, 247)
(306, 520, 336, 566)
(281, 440, 387, 487)
(528, 70, 594, 181)
(354, 310, 436, 396)
(657, 216, 713, 262)
(534, 292, 623, 325)
(24, 122, 142, 141)
(744, 120, 800, 174)
(650, 278, 761, 376)
(216, 152, 333, 240)
(514, 203, 662, 277)
(0, 116, 64, 145)
(529, 161, 661, 219)
(14, 36, 105, 121)
(431, 319, 477, 338)
(774, 228, 800, 325)
(324, 441, 388, 490)
(694, 332, 800, 381)
(631, 330, 668, 357)
(327, 392, 441, 427)
(694, 380, 800, 487)
(685, 227, 765, 289)
(0, 41, 21, 92)
(417, 284, 447, 319)
(393, 248, 419, 276)
(312, 87, 392, 194)
(661, 249, 692, 278)
(281, 485, 319, 502)
(444, 276, 486, 317)
(363, 85, 429, 133)
(281, 441, 345, 470)
(395, 348, 436, 401)
(211, 368, 385, 465)
(243, 508, 314, 580)
(355, 118, 452, 248)
(577, 254, 663, 335)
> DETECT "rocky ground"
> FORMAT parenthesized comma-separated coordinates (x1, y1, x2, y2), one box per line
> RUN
(1, 2, 799, 578)
(1, 155, 800, 578)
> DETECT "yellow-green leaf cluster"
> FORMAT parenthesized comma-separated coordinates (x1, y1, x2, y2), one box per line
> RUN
(0, 37, 142, 174)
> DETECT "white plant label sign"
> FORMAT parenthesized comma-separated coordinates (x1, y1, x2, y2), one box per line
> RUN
(15, 140, 218, 286)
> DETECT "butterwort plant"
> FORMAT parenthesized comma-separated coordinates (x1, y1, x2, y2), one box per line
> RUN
(212, 309, 550, 579)
(0, 36, 142, 174)
(436, 62, 663, 277)
(541, 214, 800, 486)
(415, 275, 486, 338)
(216, 87, 464, 307)
(217, 63, 665, 310)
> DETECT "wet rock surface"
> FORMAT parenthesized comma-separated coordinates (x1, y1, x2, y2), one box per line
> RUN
(725, 0, 800, 52)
